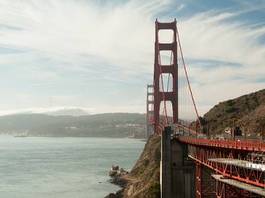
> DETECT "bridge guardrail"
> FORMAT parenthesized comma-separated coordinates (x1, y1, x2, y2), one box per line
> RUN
(178, 136, 265, 152)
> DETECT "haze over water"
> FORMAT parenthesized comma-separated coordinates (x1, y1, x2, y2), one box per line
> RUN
(0, 136, 144, 198)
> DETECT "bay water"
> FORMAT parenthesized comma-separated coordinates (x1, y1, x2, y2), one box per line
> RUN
(0, 136, 145, 198)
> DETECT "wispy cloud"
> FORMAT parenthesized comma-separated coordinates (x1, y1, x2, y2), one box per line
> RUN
(0, 0, 264, 116)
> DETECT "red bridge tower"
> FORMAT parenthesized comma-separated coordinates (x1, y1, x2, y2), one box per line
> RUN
(153, 19, 178, 134)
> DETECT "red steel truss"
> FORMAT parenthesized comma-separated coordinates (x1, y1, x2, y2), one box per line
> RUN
(196, 163, 202, 198)
(215, 176, 262, 198)
(195, 164, 216, 198)
(178, 136, 265, 197)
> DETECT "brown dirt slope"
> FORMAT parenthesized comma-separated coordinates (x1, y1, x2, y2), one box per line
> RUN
(122, 134, 161, 198)
(201, 89, 265, 136)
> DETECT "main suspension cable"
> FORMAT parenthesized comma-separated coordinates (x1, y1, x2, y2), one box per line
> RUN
(176, 25, 202, 129)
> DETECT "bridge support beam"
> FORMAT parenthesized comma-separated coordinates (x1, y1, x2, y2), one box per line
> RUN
(161, 126, 172, 198)
(171, 138, 195, 198)
(195, 163, 202, 198)
(160, 126, 195, 198)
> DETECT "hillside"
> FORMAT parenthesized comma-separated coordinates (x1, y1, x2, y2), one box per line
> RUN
(200, 89, 265, 137)
(124, 134, 161, 197)
(0, 113, 146, 138)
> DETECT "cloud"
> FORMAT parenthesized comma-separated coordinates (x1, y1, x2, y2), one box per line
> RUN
(0, 0, 264, 118)
(0, 0, 156, 72)
(177, 10, 265, 115)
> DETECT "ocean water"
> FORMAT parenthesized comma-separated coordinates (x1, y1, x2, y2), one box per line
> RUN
(0, 136, 145, 198)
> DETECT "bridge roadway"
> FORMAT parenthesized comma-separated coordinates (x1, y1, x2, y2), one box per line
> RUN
(178, 136, 265, 153)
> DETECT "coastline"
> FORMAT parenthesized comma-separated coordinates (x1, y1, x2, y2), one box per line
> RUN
(105, 175, 128, 198)
(106, 135, 161, 198)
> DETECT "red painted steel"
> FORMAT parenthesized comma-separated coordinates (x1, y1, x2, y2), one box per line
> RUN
(153, 19, 178, 134)
(146, 84, 154, 136)
(181, 138, 265, 188)
(149, 19, 265, 197)
(215, 179, 261, 198)
(196, 163, 202, 198)
(178, 136, 265, 152)
(176, 27, 201, 128)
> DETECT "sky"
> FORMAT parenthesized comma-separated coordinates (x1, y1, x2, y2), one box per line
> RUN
(0, 0, 264, 116)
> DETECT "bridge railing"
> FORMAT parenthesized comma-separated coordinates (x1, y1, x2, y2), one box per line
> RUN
(154, 121, 265, 153)
(178, 136, 265, 152)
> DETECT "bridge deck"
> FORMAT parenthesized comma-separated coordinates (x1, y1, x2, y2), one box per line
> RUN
(208, 158, 265, 171)
(212, 174, 265, 197)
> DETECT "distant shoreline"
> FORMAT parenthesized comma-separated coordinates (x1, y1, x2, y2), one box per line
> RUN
(2, 134, 146, 140)
(0, 112, 146, 139)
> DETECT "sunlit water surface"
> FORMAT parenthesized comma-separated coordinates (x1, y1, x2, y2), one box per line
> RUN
(0, 136, 145, 198)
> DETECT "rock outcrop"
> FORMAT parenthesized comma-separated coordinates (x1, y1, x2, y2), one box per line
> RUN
(108, 165, 128, 187)
(107, 134, 161, 198)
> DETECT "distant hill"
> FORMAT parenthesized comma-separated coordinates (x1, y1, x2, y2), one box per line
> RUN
(0, 113, 146, 138)
(200, 89, 265, 138)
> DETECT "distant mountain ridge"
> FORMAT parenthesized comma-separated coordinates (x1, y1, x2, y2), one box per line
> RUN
(45, 108, 90, 116)
(0, 113, 146, 138)
(200, 89, 265, 137)
(1, 107, 91, 117)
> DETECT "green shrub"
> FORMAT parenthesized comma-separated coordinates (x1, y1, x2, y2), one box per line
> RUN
(149, 182, 160, 198)
(225, 106, 237, 113)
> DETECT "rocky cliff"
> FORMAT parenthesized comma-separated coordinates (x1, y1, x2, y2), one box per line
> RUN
(123, 134, 161, 198)
(107, 134, 161, 198)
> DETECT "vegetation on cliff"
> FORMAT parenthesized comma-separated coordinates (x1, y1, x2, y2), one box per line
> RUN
(200, 89, 265, 137)
(113, 134, 161, 198)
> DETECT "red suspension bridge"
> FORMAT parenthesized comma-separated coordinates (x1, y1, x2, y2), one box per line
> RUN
(146, 19, 265, 198)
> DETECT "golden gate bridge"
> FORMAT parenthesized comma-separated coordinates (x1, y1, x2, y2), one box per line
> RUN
(146, 19, 265, 198)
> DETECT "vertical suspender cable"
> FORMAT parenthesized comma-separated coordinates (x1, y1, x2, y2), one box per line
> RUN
(176, 25, 202, 129)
